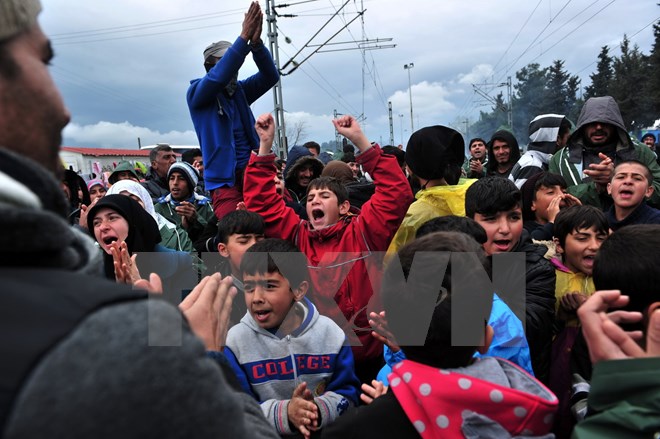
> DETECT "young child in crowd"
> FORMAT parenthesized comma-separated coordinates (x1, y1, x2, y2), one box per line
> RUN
(547, 205, 609, 437)
(322, 232, 558, 438)
(375, 215, 533, 386)
(465, 176, 556, 383)
(605, 159, 660, 230)
(520, 171, 581, 241)
(213, 210, 265, 325)
(224, 238, 360, 438)
(243, 113, 413, 384)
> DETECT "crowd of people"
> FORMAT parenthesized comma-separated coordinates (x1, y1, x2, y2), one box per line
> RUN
(2, 0, 660, 438)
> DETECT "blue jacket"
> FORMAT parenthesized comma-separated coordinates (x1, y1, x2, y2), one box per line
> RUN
(376, 293, 534, 384)
(225, 297, 360, 435)
(606, 201, 660, 231)
(186, 37, 279, 191)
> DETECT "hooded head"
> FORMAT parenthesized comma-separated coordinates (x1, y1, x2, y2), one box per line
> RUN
(108, 161, 140, 184)
(571, 96, 631, 148)
(167, 161, 199, 201)
(106, 179, 158, 223)
(405, 125, 465, 185)
(283, 146, 324, 190)
(486, 130, 521, 175)
(87, 194, 161, 279)
(527, 114, 572, 154)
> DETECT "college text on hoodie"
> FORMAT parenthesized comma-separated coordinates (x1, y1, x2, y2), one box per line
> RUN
(224, 297, 360, 435)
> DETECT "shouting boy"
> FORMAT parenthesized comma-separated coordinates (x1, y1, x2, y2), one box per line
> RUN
(605, 159, 660, 231)
(243, 113, 413, 383)
(224, 238, 360, 437)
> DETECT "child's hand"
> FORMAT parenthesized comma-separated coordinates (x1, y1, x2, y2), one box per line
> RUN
(287, 382, 318, 438)
(360, 380, 388, 405)
(332, 115, 370, 151)
(369, 311, 400, 353)
(560, 292, 588, 313)
(546, 194, 563, 223)
(255, 113, 275, 154)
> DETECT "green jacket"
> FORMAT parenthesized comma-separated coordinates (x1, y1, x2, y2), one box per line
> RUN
(155, 194, 215, 243)
(548, 96, 660, 209)
(572, 357, 660, 438)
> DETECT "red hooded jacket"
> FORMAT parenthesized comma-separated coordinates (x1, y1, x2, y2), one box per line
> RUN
(243, 145, 413, 362)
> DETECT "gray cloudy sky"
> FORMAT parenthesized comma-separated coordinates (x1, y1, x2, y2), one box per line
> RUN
(41, 0, 658, 151)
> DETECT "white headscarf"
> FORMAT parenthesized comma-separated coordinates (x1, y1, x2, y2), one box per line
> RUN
(106, 180, 175, 230)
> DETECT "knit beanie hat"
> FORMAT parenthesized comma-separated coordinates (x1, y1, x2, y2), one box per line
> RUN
(321, 160, 355, 184)
(168, 162, 199, 189)
(405, 126, 465, 180)
(204, 41, 231, 62)
(0, 0, 41, 42)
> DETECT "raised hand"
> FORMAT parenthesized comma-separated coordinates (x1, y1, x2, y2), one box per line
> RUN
(255, 113, 275, 154)
(179, 274, 237, 351)
(332, 115, 370, 152)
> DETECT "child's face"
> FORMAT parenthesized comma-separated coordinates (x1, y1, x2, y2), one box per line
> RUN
(558, 226, 607, 276)
(532, 185, 565, 222)
(473, 206, 523, 255)
(92, 207, 129, 255)
(169, 171, 191, 201)
(306, 187, 350, 229)
(607, 163, 653, 210)
(218, 233, 265, 275)
(243, 271, 306, 331)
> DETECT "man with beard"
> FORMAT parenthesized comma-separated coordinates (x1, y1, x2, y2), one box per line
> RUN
(0, 1, 279, 436)
(486, 130, 521, 178)
(187, 1, 279, 220)
(549, 96, 660, 209)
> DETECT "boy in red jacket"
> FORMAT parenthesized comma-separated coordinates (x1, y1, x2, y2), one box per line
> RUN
(243, 113, 413, 383)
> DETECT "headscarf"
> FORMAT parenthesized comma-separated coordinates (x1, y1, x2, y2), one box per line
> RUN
(87, 194, 161, 279)
(107, 179, 179, 232)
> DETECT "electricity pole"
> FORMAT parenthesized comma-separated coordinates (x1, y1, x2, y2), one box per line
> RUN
(265, 0, 287, 158)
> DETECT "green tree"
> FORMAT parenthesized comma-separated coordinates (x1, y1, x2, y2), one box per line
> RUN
(585, 46, 613, 99)
(610, 36, 649, 131)
(471, 93, 509, 140)
(643, 20, 660, 128)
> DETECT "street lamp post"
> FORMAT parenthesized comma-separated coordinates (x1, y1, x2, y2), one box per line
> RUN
(404, 62, 414, 133)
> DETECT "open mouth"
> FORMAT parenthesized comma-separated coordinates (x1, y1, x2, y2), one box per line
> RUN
(618, 189, 634, 199)
(253, 310, 271, 323)
(311, 209, 325, 221)
(493, 240, 511, 251)
(102, 236, 119, 246)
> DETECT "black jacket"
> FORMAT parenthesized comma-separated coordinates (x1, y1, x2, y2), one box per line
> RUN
(497, 230, 556, 383)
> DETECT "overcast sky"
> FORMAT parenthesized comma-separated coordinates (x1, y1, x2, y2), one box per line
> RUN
(41, 0, 658, 151)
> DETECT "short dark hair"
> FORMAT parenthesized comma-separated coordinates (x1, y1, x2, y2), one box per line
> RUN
(593, 225, 660, 334)
(306, 176, 348, 205)
(465, 176, 521, 218)
(383, 232, 491, 368)
(181, 148, 202, 165)
(416, 215, 488, 245)
(534, 172, 567, 196)
(241, 238, 310, 288)
(303, 141, 320, 155)
(381, 146, 406, 168)
(468, 138, 486, 149)
(215, 210, 265, 245)
(553, 205, 608, 248)
(341, 152, 356, 164)
(612, 159, 653, 185)
(149, 144, 174, 163)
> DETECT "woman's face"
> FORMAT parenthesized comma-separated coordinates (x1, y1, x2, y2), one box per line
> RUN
(119, 190, 145, 208)
(92, 207, 129, 254)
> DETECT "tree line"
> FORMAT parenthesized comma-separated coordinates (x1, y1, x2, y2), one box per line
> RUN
(469, 20, 660, 146)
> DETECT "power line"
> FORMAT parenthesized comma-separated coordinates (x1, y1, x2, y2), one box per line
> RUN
(491, 0, 544, 73)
